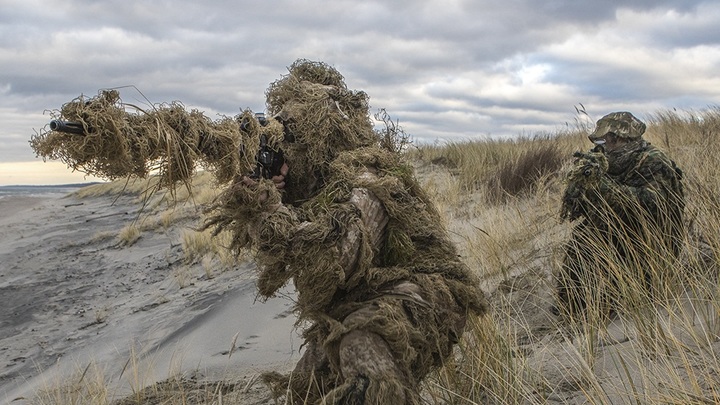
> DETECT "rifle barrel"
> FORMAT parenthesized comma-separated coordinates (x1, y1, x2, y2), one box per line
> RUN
(49, 120, 86, 135)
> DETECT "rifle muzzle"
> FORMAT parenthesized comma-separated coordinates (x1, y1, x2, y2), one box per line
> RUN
(49, 120, 86, 135)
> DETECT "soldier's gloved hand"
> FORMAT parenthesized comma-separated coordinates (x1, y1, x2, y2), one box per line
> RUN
(561, 150, 609, 221)
(567, 150, 608, 186)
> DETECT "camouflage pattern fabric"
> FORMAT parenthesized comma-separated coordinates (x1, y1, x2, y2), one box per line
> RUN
(557, 139, 685, 318)
(588, 111, 647, 141)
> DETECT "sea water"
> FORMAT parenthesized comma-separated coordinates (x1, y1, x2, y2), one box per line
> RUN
(0, 184, 98, 199)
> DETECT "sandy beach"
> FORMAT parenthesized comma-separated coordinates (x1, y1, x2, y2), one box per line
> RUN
(2, 177, 718, 404)
(0, 192, 301, 404)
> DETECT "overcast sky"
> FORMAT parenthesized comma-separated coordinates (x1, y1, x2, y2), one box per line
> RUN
(2, 0, 720, 184)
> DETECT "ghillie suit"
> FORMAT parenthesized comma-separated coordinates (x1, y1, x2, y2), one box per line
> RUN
(208, 60, 487, 404)
(30, 60, 487, 404)
(557, 112, 685, 320)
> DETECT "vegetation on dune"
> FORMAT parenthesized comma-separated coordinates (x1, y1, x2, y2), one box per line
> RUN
(30, 108, 720, 404)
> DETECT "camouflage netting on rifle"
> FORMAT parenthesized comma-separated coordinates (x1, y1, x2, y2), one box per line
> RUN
(28, 89, 282, 186)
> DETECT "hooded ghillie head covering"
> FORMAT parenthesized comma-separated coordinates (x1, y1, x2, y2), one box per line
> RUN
(263, 59, 379, 203)
(589, 111, 646, 142)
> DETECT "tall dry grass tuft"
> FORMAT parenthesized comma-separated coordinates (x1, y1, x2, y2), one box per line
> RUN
(181, 228, 241, 272)
(410, 131, 585, 192)
(487, 144, 565, 203)
(117, 224, 141, 246)
(485, 138, 565, 203)
(32, 363, 111, 405)
(425, 315, 531, 404)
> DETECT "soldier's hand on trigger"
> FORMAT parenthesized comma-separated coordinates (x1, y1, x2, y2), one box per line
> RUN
(271, 162, 289, 190)
(241, 162, 288, 188)
(240, 162, 289, 203)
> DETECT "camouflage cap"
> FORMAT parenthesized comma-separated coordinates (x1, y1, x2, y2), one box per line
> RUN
(589, 111, 646, 141)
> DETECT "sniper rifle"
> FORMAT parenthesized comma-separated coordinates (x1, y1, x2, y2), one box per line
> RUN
(48, 112, 286, 180)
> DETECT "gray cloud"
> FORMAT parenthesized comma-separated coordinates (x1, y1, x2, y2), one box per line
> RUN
(1, 0, 719, 167)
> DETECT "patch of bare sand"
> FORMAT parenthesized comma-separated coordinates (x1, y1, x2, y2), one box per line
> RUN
(0, 193, 301, 404)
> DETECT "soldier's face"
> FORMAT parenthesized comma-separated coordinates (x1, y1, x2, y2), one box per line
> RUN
(592, 133, 626, 152)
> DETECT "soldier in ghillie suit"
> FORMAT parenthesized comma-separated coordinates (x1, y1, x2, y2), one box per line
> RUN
(29, 59, 486, 404)
(556, 111, 685, 320)
(203, 60, 488, 404)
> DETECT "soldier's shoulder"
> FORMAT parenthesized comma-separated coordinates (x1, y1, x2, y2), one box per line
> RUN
(639, 143, 673, 162)
(640, 143, 684, 180)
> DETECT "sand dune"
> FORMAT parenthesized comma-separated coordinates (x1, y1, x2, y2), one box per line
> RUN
(0, 193, 301, 404)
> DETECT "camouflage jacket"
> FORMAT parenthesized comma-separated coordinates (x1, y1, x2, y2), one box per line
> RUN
(561, 140, 685, 257)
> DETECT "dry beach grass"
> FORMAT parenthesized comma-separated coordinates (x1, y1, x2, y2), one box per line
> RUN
(3, 108, 720, 404)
